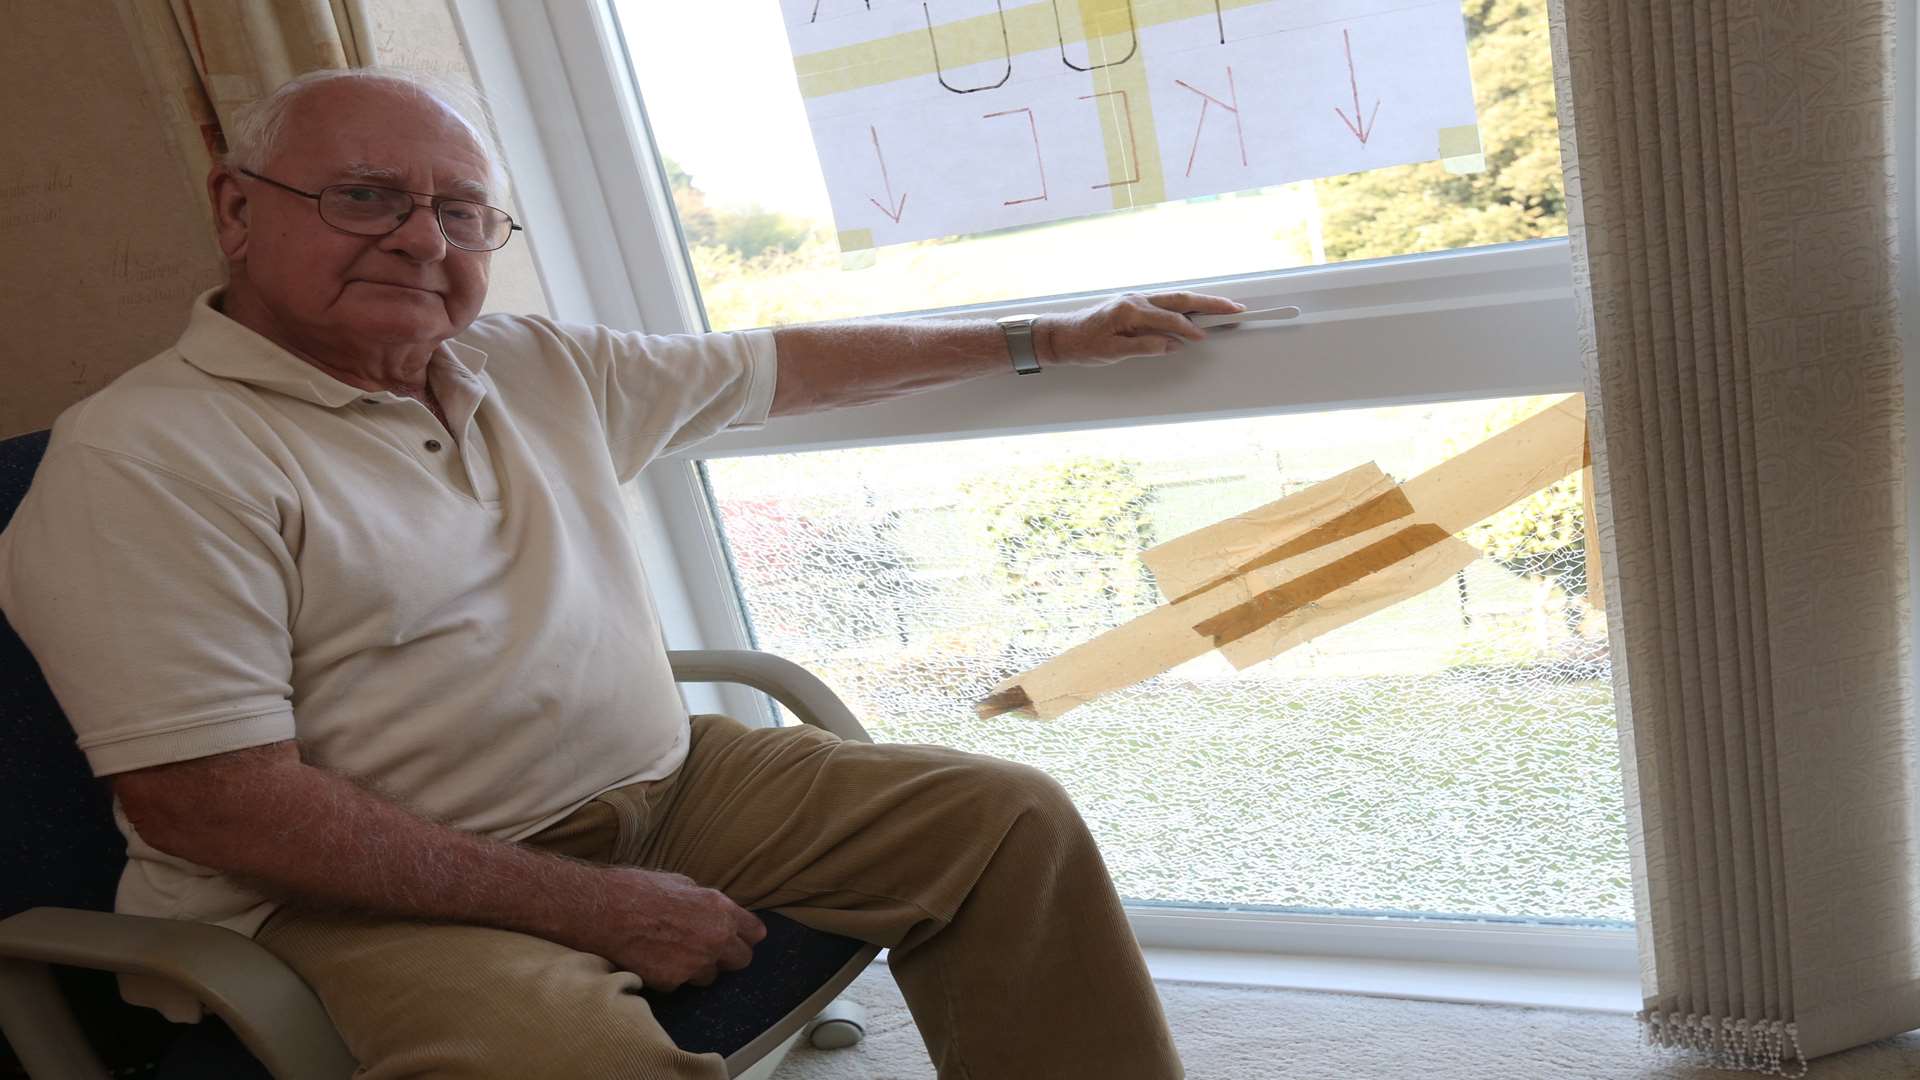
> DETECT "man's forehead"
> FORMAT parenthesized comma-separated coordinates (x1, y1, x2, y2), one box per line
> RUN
(277, 82, 498, 197)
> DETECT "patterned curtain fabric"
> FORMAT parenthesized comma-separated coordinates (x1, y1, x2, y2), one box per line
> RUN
(114, 0, 378, 232)
(1550, 0, 1914, 1072)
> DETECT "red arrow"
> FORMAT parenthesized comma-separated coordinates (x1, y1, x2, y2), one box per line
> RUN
(866, 126, 907, 223)
(1333, 28, 1380, 145)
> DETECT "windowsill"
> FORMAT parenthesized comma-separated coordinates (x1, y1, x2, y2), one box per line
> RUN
(874, 947, 1639, 1014)
(1137, 947, 1642, 1014)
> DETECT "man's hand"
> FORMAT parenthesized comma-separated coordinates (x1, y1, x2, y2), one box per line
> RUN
(1035, 291, 1246, 367)
(585, 868, 768, 992)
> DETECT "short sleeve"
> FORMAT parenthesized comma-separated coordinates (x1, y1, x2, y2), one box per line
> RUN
(545, 320, 777, 481)
(0, 443, 298, 776)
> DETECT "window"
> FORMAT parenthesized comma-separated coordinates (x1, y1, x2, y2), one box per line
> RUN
(464, 0, 1631, 967)
(703, 397, 1627, 923)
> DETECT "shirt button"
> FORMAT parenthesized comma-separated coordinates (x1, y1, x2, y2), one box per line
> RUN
(424, 439, 443, 452)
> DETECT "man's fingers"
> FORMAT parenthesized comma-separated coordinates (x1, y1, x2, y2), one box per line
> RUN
(1147, 290, 1243, 315)
(735, 908, 767, 944)
(719, 935, 755, 972)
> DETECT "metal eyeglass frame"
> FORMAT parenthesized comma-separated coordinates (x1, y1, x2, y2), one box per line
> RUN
(237, 168, 523, 252)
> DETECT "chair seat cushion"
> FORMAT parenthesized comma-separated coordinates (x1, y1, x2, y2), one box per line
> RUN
(646, 910, 871, 1057)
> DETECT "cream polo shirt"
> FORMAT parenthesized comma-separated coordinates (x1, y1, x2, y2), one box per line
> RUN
(0, 289, 777, 950)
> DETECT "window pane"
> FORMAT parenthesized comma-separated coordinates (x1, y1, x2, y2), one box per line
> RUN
(614, 0, 1566, 331)
(701, 397, 1629, 923)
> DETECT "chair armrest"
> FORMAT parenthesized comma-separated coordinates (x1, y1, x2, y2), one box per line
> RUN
(0, 907, 355, 1080)
(667, 650, 871, 744)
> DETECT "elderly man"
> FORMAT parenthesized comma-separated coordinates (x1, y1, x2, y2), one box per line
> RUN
(0, 69, 1237, 1078)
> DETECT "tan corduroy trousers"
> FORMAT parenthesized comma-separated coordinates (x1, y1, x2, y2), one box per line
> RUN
(256, 714, 1183, 1078)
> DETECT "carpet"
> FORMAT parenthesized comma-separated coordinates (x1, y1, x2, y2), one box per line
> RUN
(770, 966, 1920, 1079)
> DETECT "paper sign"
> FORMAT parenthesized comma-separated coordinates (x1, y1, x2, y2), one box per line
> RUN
(781, 0, 1480, 249)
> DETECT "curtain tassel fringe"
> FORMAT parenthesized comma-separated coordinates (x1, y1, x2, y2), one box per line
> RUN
(1639, 1010, 1807, 1077)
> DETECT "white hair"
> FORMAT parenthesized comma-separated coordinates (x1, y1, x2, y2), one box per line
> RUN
(223, 67, 509, 198)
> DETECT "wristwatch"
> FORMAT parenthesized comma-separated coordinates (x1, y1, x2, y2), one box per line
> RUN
(996, 314, 1044, 375)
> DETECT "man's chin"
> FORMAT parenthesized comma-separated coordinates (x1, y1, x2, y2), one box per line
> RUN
(340, 295, 457, 343)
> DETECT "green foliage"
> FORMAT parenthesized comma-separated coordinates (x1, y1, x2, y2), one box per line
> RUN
(961, 458, 1160, 650)
(689, 237, 838, 329)
(665, 157, 813, 260)
(1314, 0, 1565, 261)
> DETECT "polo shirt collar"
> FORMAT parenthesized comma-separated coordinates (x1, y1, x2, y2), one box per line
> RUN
(176, 287, 491, 406)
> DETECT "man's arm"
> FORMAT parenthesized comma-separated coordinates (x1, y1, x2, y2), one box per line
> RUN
(113, 742, 764, 991)
(768, 290, 1244, 416)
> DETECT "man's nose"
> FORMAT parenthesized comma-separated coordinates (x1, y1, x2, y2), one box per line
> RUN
(379, 199, 447, 261)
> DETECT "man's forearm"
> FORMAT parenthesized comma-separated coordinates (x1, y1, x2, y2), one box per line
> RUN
(117, 744, 610, 948)
(765, 291, 1240, 417)
(769, 317, 1024, 416)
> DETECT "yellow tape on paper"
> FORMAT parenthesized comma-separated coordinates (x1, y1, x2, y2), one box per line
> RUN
(1438, 124, 1484, 175)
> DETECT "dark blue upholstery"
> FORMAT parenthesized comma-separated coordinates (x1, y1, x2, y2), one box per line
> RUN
(0, 428, 868, 1077)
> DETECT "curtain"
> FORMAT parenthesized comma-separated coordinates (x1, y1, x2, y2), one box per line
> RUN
(113, 0, 379, 237)
(1550, 0, 1916, 1072)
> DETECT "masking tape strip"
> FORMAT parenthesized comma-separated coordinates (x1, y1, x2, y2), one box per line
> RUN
(1438, 124, 1484, 174)
(837, 228, 876, 252)
(980, 395, 1590, 719)
(1399, 395, 1586, 535)
(1437, 124, 1480, 158)
(1143, 462, 1395, 601)
(1192, 524, 1452, 647)
(976, 583, 1244, 720)
(1170, 487, 1417, 604)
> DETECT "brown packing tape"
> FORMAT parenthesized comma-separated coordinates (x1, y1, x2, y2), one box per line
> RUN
(1213, 394, 1588, 670)
(1142, 462, 1396, 602)
(1169, 488, 1417, 604)
(1216, 534, 1482, 669)
(1192, 524, 1453, 647)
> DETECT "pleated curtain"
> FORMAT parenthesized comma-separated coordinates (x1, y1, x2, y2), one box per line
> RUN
(99, 0, 374, 1016)
(1550, 0, 1916, 1072)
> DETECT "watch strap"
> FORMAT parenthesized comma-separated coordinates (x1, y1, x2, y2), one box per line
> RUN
(997, 314, 1043, 375)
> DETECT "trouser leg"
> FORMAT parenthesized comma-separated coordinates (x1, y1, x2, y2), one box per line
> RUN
(637, 714, 1183, 1079)
(255, 799, 725, 1080)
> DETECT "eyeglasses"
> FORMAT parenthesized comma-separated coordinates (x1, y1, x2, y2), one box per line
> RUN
(238, 168, 522, 252)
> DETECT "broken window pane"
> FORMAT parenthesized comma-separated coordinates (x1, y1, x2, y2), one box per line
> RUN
(701, 395, 1629, 922)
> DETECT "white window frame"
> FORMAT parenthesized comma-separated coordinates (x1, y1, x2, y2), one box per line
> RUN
(453, 0, 1638, 992)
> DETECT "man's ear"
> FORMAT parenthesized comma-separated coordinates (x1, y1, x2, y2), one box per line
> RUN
(208, 165, 250, 260)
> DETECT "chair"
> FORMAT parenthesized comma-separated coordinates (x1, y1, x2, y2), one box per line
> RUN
(0, 429, 881, 1079)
